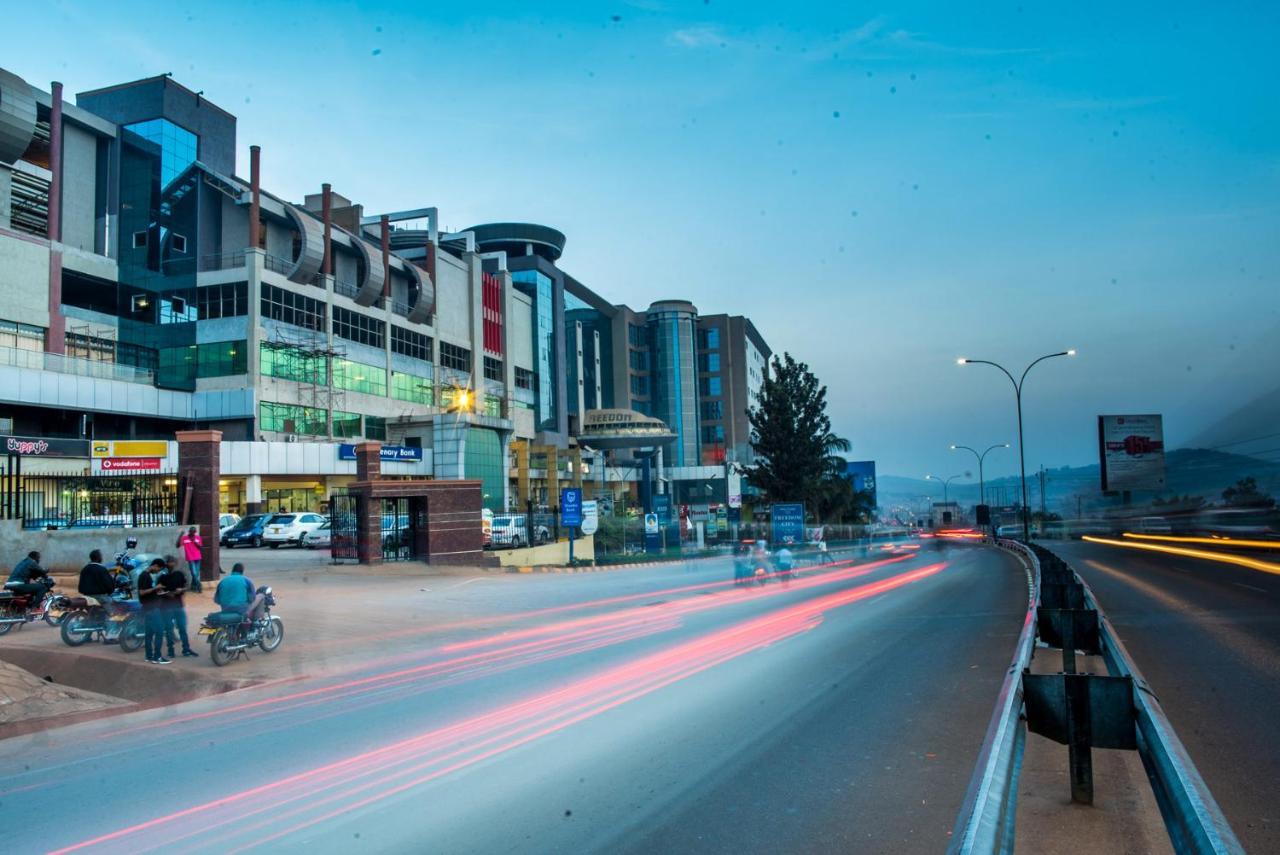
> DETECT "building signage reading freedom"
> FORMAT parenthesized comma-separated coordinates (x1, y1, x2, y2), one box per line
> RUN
(1098, 414, 1166, 491)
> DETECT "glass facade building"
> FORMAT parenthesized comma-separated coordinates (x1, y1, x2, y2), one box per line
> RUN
(564, 290, 614, 417)
(465, 427, 506, 512)
(646, 301, 700, 467)
(512, 269, 557, 433)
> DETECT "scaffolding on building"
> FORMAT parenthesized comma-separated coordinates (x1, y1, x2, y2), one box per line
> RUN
(264, 325, 347, 438)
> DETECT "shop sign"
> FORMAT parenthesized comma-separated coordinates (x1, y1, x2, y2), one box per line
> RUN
(338, 444, 424, 462)
(3, 435, 90, 458)
(100, 457, 162, 471)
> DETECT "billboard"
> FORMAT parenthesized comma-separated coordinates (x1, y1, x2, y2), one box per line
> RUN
(1098, 414, 1165, 491)
(770, 503, 805, 545)
(844, 460, 877, 506)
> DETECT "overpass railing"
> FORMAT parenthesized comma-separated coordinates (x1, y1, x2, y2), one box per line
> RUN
(948, 540, 1243, 855)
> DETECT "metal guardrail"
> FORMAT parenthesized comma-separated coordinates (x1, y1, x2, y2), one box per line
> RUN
(0, 344, 156, 386)
(949, 540, 1244, 855)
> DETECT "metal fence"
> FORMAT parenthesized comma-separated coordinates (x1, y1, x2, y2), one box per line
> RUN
(0, 469, 181, 530)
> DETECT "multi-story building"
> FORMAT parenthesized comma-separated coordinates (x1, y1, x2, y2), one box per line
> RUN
(1, 65, 772, 521)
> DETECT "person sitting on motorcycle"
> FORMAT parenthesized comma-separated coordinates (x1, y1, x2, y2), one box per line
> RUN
(7, 551, 53, 599)
(214, 563, 255, 618)
(78, 549, 119, 612)
(776, 546, 795, 574)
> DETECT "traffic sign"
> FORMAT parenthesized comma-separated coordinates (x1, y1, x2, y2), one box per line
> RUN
(580, 500, 599, 536)
(644, 513, 659, 535)
(560, 487, 583, 527)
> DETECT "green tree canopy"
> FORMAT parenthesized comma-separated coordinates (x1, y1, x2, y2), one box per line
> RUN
(745, 352, 851, 515)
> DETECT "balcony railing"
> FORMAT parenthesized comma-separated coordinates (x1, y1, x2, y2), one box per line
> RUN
(0, 345, 156, 386)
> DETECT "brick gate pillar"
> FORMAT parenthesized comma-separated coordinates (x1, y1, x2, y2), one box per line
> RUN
(355, 441, 383, 565)
(176, 430, 222, 582)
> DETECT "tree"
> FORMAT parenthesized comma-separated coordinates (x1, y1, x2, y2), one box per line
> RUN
(1221, 477, 1276, 509)
(745, 353, 851, 513)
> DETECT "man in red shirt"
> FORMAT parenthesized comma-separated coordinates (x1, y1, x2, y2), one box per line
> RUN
(178, 526, 204, 593)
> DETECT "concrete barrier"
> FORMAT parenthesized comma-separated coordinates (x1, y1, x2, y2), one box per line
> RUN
(494, 535, 596, 567)
(0, 520, 190, 573)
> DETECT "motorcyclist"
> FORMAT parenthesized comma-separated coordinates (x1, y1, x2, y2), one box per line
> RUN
(78, 549, 120, 619)
(776, 545, 795, 576)
(733, 540, 755, 585)
(7, 550, 53, 599)
(214, 562, 255, 617)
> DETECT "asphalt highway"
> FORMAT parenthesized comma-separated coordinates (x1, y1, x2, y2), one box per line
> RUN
(0, 543, 1026, 854)
(1051, 539, 1280, 853)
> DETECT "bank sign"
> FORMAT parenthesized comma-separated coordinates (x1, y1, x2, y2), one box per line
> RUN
(3, 435, 90, 458)
(337, 444, 424, 462)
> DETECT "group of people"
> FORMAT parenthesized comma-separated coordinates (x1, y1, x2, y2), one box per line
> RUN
(77, 549, 199, 664)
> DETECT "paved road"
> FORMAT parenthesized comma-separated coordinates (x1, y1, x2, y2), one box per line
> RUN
(0, 543, 1025, 854)
(1051, 539, 1280, 853)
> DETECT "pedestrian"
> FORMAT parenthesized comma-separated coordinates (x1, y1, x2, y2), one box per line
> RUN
(159, 554, 197, 658)
(136, 558, 170, 664)
(178, 526, 204, 593)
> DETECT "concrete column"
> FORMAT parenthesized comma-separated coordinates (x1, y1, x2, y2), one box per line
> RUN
(321, 183, 332, 276)
(177, 430, 223, 581)
(380, 214, 391, 300)
(245, 473, 263, 514)
(45, 81, 65, 355)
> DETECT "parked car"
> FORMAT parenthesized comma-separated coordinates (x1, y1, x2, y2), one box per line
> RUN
(263, 512, 328, 548)
(68, 517, 126, 528)
(302, 520, 332, 549)
(222, 513, 274, 548)
(24, 516, 69, 530)
(218, 513, 242, 537)
(490, 515, 551, 549)
(482, 509, 494, 548)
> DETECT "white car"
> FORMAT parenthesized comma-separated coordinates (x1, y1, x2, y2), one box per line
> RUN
(490, 515, 551, 549)
(302, 521, 332, 549)
(262, 512, 327, 548)
(218, 513, 241, 537)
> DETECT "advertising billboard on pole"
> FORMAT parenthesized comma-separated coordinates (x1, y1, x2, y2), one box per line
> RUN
(1098, 414, 1166, 491)
(843, 460, 877, 506)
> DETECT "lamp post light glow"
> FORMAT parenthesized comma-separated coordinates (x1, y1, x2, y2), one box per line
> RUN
(956, 350, 1075, 540)
(950, 443, 1009, 507)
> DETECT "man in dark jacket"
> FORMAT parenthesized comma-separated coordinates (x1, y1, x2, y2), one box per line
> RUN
(158, 554, 197, 658)
(7, 551, 52, 598)
(78, 549, 117, 609)
(136, 558, 170, 665)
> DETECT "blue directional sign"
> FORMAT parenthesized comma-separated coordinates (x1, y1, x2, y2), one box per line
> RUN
(770, 503, 805, 545)
(560, 487, 583, 527)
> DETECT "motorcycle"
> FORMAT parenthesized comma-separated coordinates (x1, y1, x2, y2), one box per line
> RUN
(0, 579, 72, 633)
(200, 586, 283, 667)
(60, 582, 145, 652)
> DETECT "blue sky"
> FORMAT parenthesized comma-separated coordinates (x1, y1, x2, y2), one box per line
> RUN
(12, 1, 1280, 479)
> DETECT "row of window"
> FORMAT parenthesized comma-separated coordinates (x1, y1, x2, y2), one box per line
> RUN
(698, 352, 721, 373)
(262, 284, 325, 332)
(260, 342, 327, 384)
(259, 402, 386, 439)
(333, 306, 385, 349)
(440, 342, 471, 372)
(0, 320, 45, 353)
(628, 349, 648, 371)
(514, 367, 534, 390)
(701, 400, 723, 421)
(630, 375, 649, 396)
(333, 357, 387, 397)
(701, 425, 725, 445)
(697, 327, 720, 351)
(156, 340, 247, 384)
(391, 372, 434, 404)
(199, 282, 249, 320)
(699, 376, 722, 397)
(391, 326, 432, 362)
(483, 356, 504, 382)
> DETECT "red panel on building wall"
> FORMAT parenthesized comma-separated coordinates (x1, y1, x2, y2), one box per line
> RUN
(482, 272, 504, 356)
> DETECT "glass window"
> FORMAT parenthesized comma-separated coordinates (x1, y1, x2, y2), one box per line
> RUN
(333, 307, 385, 348)
(333, 358, 388, 397)
(629, 349, 648, 371)
(699, 376, 722, 397)
(260, 342, 328, 384)
(261, 284, 325, 332)
(698, 327, 720, 351)
(332, 410, 362, 438)
(198, 282, 248, 320)
(391, 372, 433, 404)
(628, 323, 645, 347)
(197, 340, 247, 377)
(122, 118, 198, 187)
(484, 356, 504, 382)
(259, 402, 327, 435)
(66, 333, 116, 363)
(630, 374, 649, 396)
(699, 353, 720, 372)
(391, 326, 432, 361)
(483, 395, 503, 417)
(0, 320, 47, 353)
(365, 415, 387, 440)
(701, 400, 723, 421)
(464, 427, 505, 513)
(701, 425, 725, 444)
(440, 342, 472, 372)
(515, 367, 534, 390)
(157, 345, 197, 388)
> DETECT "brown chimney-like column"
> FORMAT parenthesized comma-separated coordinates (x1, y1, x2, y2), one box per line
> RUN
(381, 214, 391, 299)
(249, 145, 261, 250)
(45, 82, 66, 355)
(426, 238, 436, 283)
(321, 183, 333, 276)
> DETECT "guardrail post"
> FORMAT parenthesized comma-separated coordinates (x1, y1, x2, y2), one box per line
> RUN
(1066, 672, 1094, 804)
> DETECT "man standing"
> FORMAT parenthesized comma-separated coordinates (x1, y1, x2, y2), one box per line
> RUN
(7, 551, 52, 599)
(158, 555, 197, 658)
(178, 526, 204, 594)
(136, 558, 170, 665)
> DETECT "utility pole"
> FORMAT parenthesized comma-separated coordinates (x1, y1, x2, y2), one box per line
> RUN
(1038, 466, 1048, 515)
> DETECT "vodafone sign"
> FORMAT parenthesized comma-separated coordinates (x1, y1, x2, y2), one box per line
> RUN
(100, 457, 162, 471)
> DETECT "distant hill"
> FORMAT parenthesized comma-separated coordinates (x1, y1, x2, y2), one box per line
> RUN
(878, 448, 1280, 514)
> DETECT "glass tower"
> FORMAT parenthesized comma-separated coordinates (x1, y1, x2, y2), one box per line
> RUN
(512, 269, 558, 433)
(646, 301, 699, 467)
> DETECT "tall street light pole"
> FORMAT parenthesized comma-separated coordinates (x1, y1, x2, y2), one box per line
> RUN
(925, 473, 964, 507)
(957, 350, 1075, 541)
(950, 443, 1009, 507)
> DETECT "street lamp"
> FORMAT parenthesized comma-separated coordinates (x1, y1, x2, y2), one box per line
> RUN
(957, 350, 1075, 540)
(950, 443, 1009, 507)
(925, 473, 965, 507)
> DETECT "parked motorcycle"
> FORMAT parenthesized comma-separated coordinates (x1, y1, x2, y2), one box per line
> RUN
(60, 590, 145, 652)
(0, 580, 71, 633)
(200, 586, 283, 667)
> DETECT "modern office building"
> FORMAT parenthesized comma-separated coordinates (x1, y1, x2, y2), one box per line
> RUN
(1, 64, 773, 520)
